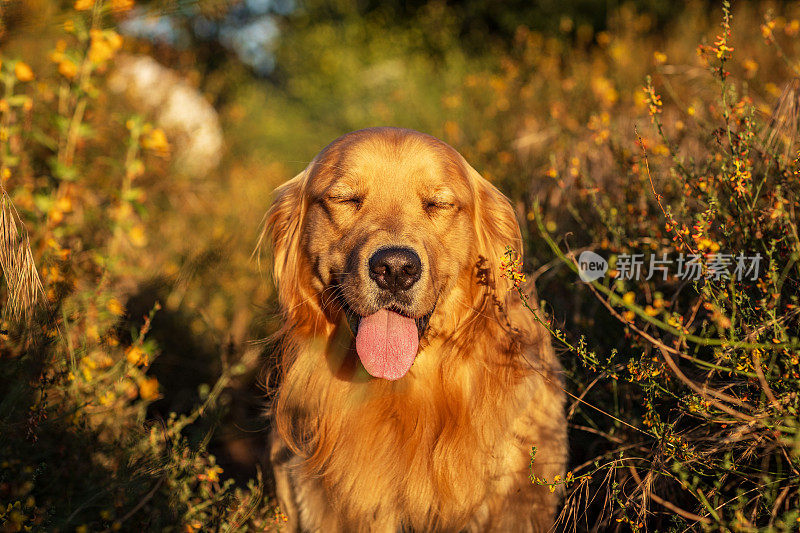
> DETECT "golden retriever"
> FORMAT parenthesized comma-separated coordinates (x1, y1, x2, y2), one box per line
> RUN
(264, 127, 566, 532)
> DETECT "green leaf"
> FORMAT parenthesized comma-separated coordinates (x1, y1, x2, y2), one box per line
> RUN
(48, 157, 79, 181)
(33, 194, 54, 213)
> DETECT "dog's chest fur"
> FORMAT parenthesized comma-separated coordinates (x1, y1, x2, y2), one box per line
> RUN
(274, 338, 545, 532)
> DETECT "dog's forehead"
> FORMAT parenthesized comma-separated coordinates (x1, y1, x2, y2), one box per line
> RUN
(306, 130, 468, 195)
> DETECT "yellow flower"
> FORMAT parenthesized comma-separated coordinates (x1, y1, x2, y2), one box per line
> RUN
(138, 377, 160, 401)
(642, 82, 662, 122)
(714, 43, 733, 59)
(106, 30, 124, 51)
(56, 195, 73, 212)
(205, 465, 223, 482)
(653, 51, 667, 64)
(761, 20, 776, 39)
(126, 346, 148, 366)
(14, 62, 34, 82)
(653, 144, 669, 156)
(74, 0, 94, 10)
(89, 39, 114, 64)
(129, 225, 148, 247)
(622, 292, 635, 305)
(765, 83, 781, 97)
(591, 76, 618, 106)
(111, 0, 134, 11)
(58, 59, 78, 80)
(88, 30, 123, 64)
(696, 237, 719, 252)
(141, 128, 170, 153)
(49, 207, 64, 224)
(742, 59, 758, 78)
(107, 298, 124, 316)
(99, 391, 115, 406)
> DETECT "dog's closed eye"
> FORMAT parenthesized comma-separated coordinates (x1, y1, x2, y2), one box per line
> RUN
(326, 192, 363, 209)
(423, 192, 456, 213)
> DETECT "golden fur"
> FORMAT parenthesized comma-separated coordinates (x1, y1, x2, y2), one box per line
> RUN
(264, 127, 566, 532)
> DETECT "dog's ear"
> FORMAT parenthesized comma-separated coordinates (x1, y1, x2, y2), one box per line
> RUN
(260, 170, 308, 311)
(464, 161, 523, 298)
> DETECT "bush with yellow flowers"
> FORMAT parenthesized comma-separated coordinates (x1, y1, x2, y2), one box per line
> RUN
(500, 3, 800, 530)
(0, 2, 280, 531)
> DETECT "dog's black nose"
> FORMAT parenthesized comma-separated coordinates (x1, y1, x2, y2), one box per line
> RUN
(369, 247, 421, 292)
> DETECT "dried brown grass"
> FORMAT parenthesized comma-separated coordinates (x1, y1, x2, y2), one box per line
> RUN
(0, 187, 43, 321)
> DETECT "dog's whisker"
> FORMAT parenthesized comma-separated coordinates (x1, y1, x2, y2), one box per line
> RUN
(451, 295, 498, 329)
(281, 292, 317, 315)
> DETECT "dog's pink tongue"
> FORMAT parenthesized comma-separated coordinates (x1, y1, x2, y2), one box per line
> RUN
(355, 309, 419, 380)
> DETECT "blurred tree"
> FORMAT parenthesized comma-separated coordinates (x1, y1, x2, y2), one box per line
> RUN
(290, 0, 704, 52)
(84, 0, 709, 79)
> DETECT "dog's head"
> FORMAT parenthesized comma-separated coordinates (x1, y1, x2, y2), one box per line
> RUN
(265, 127, 522, 380)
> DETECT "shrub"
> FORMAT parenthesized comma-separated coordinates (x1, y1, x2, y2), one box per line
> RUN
(0, 3, 280, 531)
(512, 3, 800, 530)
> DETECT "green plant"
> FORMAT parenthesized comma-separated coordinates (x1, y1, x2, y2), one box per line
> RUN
(511, 3, 800, 530)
